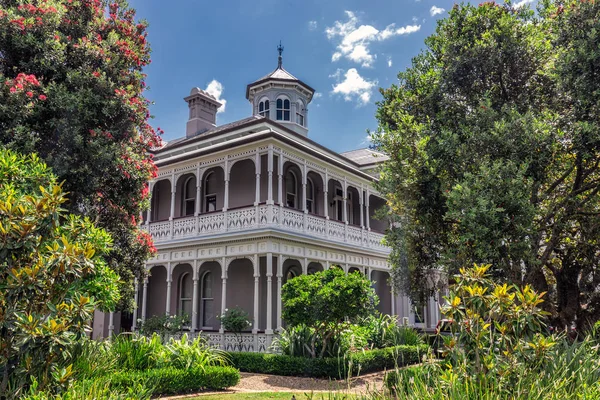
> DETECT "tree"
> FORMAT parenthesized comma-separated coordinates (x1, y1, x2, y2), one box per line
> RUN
(0, 149, 120, 395)
(0, 0, 161, 308)
(372, 1, 600, 330)
(281, 268, 378, 358)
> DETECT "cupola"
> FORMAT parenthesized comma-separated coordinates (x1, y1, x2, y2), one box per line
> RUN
(246, 43, 315, 136)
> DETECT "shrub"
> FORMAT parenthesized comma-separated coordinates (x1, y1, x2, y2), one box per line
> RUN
(361, 313, 423, 348)
(0, 149, 119, 396)
(110, 366, 240, 395)
(228, 344, 428, 379)
(164, 334, 229, 370)
(138, 314, 189, 337)
(110, 334, 164, 371)
(22, 375, 152, 400)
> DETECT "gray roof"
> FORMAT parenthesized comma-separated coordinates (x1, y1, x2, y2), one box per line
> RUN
(340, 148, 389, 166)
(155, 115, 264, 151)
(258, 66, 299, 82)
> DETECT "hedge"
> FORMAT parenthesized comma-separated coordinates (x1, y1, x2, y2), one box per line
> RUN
(110, 365, 240, 395)
(228, 344, 428, 379)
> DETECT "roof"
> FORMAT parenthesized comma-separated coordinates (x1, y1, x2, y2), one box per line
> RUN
(339, 148, 389, 166)
(156, 116, 263, 151)
(246, 66, 315, 99)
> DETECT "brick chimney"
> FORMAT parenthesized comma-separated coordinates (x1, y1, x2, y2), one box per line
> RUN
(184, 87, 222, 137)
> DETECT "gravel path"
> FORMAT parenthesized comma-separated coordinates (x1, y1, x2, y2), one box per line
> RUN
(167, 371, 390, 398)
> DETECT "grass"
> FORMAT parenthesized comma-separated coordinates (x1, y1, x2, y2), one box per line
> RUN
(189, 393, 363, 400)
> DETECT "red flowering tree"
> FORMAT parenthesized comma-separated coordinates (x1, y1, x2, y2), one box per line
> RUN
(0, 0, 161, 309)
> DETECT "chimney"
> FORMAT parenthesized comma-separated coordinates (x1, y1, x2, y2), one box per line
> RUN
(184, 88, 222, 138)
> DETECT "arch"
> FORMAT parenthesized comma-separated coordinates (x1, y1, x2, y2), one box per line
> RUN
(229, 159, 256, 208)
(307, 262, 323, 275)
(306, 171, 324, 215)
(151, 179, 171, 221)
(296, 99, 305, 126)
(226, 258, 254, 331)
(282, 258, 302, 285)
(146, 265, 167, 319)
(348, 266, 362, 274)
(198, 261, 222, 330)
(347, 186, 361, 226)
(368, 195, 389, 232)
(202, 167, 224, 212)
(371, 270, 392, 316)
(175, 173, 197, 217)
(177, 272, 193, 319)
(283, 162, 302, 210)
(276, 96, 291, 121)
(258, 97, 270, 118)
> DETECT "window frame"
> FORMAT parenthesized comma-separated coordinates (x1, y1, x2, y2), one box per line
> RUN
(258, 98, 270, 118)
(204, 171, 217, 213)
(200, 271, 214, 329)
(182, 176, 196, 217)
(276, 97, 291, 121)
(306, 177, 315, 213)
(177, 272, 193, 328)
(296, 100, 305, 126)
(285, 169, 298, 209)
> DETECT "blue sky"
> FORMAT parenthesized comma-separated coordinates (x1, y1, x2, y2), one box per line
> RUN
(127, 0, 531, 153)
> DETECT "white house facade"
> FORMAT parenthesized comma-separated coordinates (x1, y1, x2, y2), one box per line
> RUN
(92, 48, 442, 350)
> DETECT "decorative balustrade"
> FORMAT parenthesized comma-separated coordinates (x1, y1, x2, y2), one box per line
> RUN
(147, 205, 390, 253)
(171, 332, 273, 353)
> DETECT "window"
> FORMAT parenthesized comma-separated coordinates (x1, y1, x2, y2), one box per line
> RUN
(347, 191, 354, 225)
(151, 186, 160, 221)
(296, 100, 305, 126)
(306, 177, 315, 213)
(334, 185, 344, 222)
(204, 172, 217, 212)
(178, 273, 193, 321)
(201, 272, 214, 328)
(285, 170, 297, 208)
(276, 97, 290, 121)
(182, 176, 196, 216)
(258, 99, 270, 118)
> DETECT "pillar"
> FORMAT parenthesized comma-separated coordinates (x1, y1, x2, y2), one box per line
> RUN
(108, 312, 115, 338)
(141, 278, 148, 322)
(255, 153, 261, 206)
(252, 255, 260, 334)
(277, 153, 283, 206)
(195, 169, 202, 216)
(324, 172, 329, 219)
(191, 265, 199, 332)
(220, 257, 227, 333)
(276, 255, 283, 331)
(266, 253, 273, 334)
(267, 145, 274, 204)
(359, 188, 364, 228)
(165, 263, 172, 316)
(365, 191, 371, 230)
(342, 180, 348, 224)
(169, 179, 176, 220)
(132, 278, 139, 331)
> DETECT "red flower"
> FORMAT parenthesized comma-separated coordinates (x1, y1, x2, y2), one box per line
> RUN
(26, 91, 33, 98)
(38, 94, 47, 100)
(9, 87, 16, 94)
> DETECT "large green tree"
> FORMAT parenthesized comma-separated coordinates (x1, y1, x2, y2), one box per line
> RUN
(0, 0, 161, 308)
(372, 0, 600, 330)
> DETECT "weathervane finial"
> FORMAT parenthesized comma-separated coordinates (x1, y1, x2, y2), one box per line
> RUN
(277, 41, 284, 68)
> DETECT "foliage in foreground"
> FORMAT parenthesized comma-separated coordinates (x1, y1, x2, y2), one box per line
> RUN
(0, 0, 162, 311)
(21, 333, 236, 399)
(0, 149, 120, 397)
(281, 268, 378, 358)
(373, 0, 600, 330)
(228, 344, 428, 379)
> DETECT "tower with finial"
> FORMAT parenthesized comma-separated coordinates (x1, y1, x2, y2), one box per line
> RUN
(245, 42, 315, 136)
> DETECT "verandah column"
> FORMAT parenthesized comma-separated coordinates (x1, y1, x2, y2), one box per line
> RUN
(165, 262, 172, 316)
(252, 254, 260, 334)
(276, 255, 283, 331)
(132, 278, 139, 331)
(323, 170, 329, 219)
(141, 278, 148, 322)
(365, 189, 371, 231)
(266, 252, 273, 334)
(220, 257, 227, 333)
(255, 150, 261, 206)
(223, 159, 229, 211)
(191, 261, 199, 333)
(277, 152, 283, 206)
(267, 145, 274, 204)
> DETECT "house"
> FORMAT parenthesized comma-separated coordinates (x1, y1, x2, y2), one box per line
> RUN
(92, 47, 442, 350)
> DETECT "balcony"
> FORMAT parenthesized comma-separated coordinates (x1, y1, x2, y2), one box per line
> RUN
(144, 204, 390, 253)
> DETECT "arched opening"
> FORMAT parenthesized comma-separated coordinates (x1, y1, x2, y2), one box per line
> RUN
(226, 258, 254, 332)
(306, 171, 324, 215)
(348, 266, 362, 274)
(283, 162, 302, 210)
(175, 173, 196, 217)
(371, 270, 392, 316)
(328, 179, 345, 222)
(146, 265, 167, 319)
(202, 167, 224, 213)
(307, 262, 323, 275)
(369, 195, 389, 232)
(198, 261, 222, 330)
(258, 98, 270, 118)
(282, 259, 302, 285)
(151, 179, 171, 221)
(229, 159, 256, 208)
(276, 97, 291, 121)
(178, 272, 193, 319)
(347, 186, 361, 226)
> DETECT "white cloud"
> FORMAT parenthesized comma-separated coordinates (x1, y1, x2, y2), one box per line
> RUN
(326, 11, 420, 67)
(513, 0, 534, 8)
(313, 92, 323, 99)
(430, 6, 445, 16)
(205, 80, 226, 113)
(308, 20, 317, 31)
(387, 57, 392, 68)
(331, 68, 377, 106)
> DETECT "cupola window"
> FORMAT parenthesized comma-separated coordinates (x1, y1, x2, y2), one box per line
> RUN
(258, 99, 270, 118)
(276, 97, 290, 121)
(296, 100, 305, 126)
